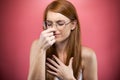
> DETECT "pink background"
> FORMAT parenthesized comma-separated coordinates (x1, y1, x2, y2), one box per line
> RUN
(1, 0, 120, 80)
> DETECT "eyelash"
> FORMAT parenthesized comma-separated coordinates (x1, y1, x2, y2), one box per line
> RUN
(46, 22, 65, 26)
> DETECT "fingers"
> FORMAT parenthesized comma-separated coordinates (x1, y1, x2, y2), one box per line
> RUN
(43, 40, 54, 49)
(44, 32, 54, 37)
(68, 57, 73, 67)
(47, 70, 58, 77)
(38, 28, 56, 50)
(46, 56, 74, 80)
(53, 55, 64, 66)
(46, 58, 59, 77)
(45, 36, 55, 46)
(40, 29, 55, 39)
(47, 58, 59, 68)
(49, 36, 55, 41)
(46, 63, 58, 72)
(50, 39, 56, 45)
(42, 28, 56, 44)
(42, 28, 56, 34)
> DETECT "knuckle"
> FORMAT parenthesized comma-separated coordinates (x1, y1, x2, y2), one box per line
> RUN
(53, 39, 56, 43)
(48, 41, 52, 45)
(41, 31, 44, 35)
(51, 32, 54, 35)
(46, 37, 49, 42)
(43, 34, 46, 38)
(52, 36, 54, 39)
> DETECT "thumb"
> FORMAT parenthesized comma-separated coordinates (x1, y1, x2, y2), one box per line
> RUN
(68, 57, 73, 67)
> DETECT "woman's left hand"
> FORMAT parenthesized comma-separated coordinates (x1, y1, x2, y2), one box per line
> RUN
(46, 55, 76, 80)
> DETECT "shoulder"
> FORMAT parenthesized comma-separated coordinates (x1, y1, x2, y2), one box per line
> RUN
(81, 46, 97, 68)
(81, 46, 98, 80)
(81, 46, 96, 59)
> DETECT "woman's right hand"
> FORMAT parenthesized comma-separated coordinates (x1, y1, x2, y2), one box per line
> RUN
(28, 28, 56, 80)
(38, 28, 56, 51)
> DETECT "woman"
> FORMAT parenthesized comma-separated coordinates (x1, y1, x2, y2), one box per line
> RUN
(28, 0, 97, 80)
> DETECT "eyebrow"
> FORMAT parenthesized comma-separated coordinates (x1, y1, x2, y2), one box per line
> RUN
(46, 20, 65, 22)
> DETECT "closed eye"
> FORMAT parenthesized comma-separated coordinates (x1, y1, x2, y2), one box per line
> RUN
(45, 21, 53, 26)
(56, 21, 65, 26)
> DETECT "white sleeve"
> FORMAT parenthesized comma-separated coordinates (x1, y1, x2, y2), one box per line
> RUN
(78, 70, 82, 80)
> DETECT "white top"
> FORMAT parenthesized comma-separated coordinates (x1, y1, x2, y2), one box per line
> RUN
(54, 70, 82, 80)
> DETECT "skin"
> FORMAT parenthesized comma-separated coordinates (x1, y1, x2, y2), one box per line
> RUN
(28, 11, 98, 80)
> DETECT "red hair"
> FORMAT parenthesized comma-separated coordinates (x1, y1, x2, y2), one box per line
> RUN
(43, 0, 82, 79)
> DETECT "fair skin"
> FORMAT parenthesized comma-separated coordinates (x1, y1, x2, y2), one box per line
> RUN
(28, 11, 97, 80)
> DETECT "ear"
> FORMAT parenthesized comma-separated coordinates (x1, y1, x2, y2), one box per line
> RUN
(71, 20, 77, 30)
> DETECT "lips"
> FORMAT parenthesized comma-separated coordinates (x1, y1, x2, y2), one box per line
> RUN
(53, 32, 60, 35)
(53, 32, 60, 37)
(54, 34, 60, 36)
(54, 34, 59, 35)
(54, 34, 60, 37)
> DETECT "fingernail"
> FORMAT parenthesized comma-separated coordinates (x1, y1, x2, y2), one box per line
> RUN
(47, 58, 49, 60)
(52, 55, 55, 57)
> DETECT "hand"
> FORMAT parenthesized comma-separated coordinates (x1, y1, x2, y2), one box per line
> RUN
(46, 55, 76, 80)
(38, 28, 56, 51)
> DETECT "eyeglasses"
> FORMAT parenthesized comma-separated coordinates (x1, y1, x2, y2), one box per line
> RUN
(43, 20, 71, 29)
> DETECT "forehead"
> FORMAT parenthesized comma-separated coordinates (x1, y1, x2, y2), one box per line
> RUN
(46, 11, 70, 21)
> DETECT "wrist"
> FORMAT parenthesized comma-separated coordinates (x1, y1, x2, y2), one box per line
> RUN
(40, 48, 46, 52)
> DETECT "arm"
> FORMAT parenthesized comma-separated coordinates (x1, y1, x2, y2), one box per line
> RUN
(27, 28, 56, 80)
(82, 48, 98, 80)
(27, 40, 46, 80)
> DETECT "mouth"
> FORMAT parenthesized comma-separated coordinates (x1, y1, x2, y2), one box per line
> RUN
(54, 34, 60, 37)
(53, 31, 60, 37)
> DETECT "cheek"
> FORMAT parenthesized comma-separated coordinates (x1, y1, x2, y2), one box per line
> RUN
(61, 27, 71, 38)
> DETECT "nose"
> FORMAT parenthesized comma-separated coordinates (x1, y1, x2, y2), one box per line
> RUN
(52, 23, 57, 29)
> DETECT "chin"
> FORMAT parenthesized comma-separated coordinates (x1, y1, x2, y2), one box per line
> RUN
(55, 39, 63, 43)
(55, 37, 68, 44)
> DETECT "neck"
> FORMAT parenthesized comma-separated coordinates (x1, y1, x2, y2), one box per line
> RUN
(55, 41, 67, 54)
(55, 40, 68, 63)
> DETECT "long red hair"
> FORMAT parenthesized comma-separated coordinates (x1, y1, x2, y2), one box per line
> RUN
(43, 0, 82, 79)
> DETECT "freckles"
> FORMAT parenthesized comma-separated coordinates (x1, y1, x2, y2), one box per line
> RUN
(59, 26, 71, 37)
(63, 30, 71, 37)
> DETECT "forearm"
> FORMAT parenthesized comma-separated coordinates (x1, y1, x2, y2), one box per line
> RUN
(28, 50, 46, 80)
